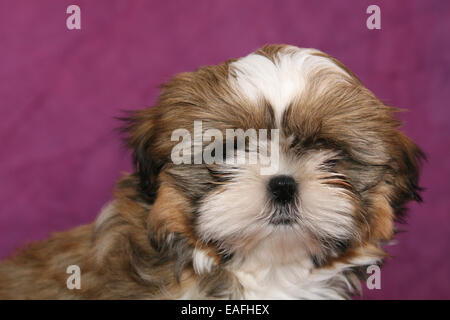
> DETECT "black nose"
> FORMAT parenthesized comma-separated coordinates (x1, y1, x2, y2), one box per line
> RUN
(268, 175, 298, 203)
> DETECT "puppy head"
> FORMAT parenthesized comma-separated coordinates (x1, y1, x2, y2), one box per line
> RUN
(122, 44, 423, 270)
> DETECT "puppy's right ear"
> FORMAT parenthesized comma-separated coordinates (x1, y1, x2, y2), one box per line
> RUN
(120, 107, 163, 202)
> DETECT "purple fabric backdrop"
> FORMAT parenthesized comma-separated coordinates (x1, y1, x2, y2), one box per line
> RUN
(0, 0, 449, 299)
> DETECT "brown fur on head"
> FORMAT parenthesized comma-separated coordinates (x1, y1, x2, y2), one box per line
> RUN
(0, 44, 423, 299)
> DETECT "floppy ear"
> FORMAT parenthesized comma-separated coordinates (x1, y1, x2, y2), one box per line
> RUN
(121, 107, 163, 202)
(389, 132, 425, 217)
(361, 131, 424, 242)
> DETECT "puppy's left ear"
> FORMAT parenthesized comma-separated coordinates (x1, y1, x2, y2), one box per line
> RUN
(390, 131, 425, 215)
(122, 107, 163, 202)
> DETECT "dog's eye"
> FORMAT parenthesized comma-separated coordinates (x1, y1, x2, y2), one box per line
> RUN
(315, 138, 327, 147)
(323, 158, 338, 168)
(295, 136, 328, 149)
(290, 137, 330, 153)
(289, 136, 301, 149)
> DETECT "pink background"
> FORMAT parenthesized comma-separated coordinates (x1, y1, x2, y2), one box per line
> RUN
(0, 0, 449, 299)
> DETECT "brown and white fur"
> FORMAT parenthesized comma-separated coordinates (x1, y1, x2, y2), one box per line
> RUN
(0, 44, 423, 299)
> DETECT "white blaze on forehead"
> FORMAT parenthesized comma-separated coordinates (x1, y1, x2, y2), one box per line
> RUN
(228, 46, 347, 124)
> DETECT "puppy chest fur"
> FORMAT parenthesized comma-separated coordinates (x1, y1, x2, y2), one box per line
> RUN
(0, 44, 423, 299)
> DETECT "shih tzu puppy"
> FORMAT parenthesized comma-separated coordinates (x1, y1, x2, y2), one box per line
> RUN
(0, 44, 423, 299)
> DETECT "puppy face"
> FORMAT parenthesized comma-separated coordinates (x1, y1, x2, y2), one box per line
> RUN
(123, 45, 423, 269)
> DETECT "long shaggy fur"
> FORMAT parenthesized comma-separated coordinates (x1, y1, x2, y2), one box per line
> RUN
(0, 45, 423, 299)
